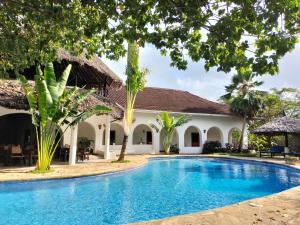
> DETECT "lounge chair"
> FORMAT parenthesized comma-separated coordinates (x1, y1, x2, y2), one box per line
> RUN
(259, 146, 285, 158)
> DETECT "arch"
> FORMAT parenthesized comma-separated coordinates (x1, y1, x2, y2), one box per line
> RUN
(103, 123, 124, 145)
(184, 126, 201, 147)
(132, 124, 153, 145)
(78, 122, 96, 149)
(228, 128, 241, 147)
(160, 128, 179, 153)
(207, 127, 223, 145)
(111, 123, 124, 145)
(0, 113, 35, 147)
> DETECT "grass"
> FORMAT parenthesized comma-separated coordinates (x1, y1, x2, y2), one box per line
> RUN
(214, 152, 258, 158)
(111, 160, 131, 163)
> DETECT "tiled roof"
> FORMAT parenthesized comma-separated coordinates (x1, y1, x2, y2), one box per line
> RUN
(108, 86, 232, 115)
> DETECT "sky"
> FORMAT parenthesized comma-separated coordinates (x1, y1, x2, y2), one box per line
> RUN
(102, 43, 300, 102)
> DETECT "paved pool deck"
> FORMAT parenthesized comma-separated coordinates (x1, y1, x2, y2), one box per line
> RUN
(0, 154, 299, 225)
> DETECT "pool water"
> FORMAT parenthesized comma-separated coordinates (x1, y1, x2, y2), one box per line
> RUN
(0, 157, 300, 225)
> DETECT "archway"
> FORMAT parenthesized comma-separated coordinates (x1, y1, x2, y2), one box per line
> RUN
(0, 113, 35, 147)
(132, 124, 153, 145)
(184, 126, 201, 147)
(103, 123, 124, 145)
(228, 128, 241, 148)
(160, 128, 179, 153)
(110, 123, 124, 145)
(78, 122, 96, 150)
(207, 127, 223, 145)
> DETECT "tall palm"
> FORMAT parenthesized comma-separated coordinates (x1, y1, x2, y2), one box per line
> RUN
(19, 63, 111, 172)
(220, 70, 264, 151)
(221, 70, 263, 103)
(150, 112, 189, 154)
(117, 41, 147, 161)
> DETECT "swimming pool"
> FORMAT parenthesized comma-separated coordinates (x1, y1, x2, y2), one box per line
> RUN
(0, 157, 300, 225)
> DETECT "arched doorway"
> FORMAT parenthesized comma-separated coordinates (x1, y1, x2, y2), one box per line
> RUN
(184, 126, 201, 147)
(160, 128, 179, 153)
(78, 122, 96, 151)
(0, 113, 35, 147)
(103, 123, 124, 146)
(132, 124, 153, 145)
(228, 128, 241, 148)
(207, 127, 223, 145)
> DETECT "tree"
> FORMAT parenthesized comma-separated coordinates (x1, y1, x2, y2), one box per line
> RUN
(19, 63, 111, 172)
(150, 112, 189, 154)
(220, 70, 264, 151)
(1, 1, 300, 76)
(0, 0, 125, 75)
(117, 41, 147, 161)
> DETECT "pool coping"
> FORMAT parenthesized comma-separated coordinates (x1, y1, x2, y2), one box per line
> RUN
(0, 154, 300, 183)
(1, 155, 299, 183)
(1, 155, 300, 225)
(129, 155, 300, 225)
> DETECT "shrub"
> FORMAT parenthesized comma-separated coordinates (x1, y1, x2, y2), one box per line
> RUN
(202, 141, 222, 154)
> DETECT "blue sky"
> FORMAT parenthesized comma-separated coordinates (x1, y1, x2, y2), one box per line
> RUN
(103, 43, 300, 101)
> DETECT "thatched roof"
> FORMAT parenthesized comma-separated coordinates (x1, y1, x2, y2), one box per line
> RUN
(56, 49, 123, 89)
(0, 79, 123, 119)
(251, 116, 300, 135)
(8, 49, 123, 91)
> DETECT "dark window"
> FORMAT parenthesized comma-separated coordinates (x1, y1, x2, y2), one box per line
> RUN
(110, 130, 116, 145)
(191, 132, 200, 147)
(146, 131, 152, 144)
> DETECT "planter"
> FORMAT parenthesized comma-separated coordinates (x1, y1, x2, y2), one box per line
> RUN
(285, 157, 299, 165)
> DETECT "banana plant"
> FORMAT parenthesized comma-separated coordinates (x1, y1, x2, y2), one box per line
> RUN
(117, 41, 147, 161)
(19, 62, 111, 172)
(150, 112, 189, 154)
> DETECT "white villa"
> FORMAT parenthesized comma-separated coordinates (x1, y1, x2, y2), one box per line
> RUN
(0, 50, 246, 165)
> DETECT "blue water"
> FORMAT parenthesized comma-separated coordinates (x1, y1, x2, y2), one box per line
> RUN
(0, 157, 300, 225)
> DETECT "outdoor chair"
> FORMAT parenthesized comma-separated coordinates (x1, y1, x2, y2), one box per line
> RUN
(24, 145, 38, 166)
(8, 145, 26, 166)
(259, 146, 285, 158)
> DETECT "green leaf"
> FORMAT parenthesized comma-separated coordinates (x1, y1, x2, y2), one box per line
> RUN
(57, 64, 72, 97)
(70, 105, 111, 126)
(18, 75, 37, 110)
(44, 62, 58, 102)
(35, 75, 52, 127)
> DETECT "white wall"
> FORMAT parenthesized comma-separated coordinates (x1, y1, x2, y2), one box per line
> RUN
(0, 106, 245, 156)
(97, 110, 244, 155)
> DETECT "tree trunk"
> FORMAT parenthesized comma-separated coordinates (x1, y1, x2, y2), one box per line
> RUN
(118, 135, 128, 161)
(238, 116, 247, 152)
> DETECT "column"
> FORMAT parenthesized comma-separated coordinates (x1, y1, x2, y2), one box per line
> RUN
(242, 124, 248, 150)
(201, 129, 208, 153)
(104, 115, 111, 160)
(69, 125, 78, 165)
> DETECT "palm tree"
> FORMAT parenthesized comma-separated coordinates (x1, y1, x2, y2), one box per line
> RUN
(19, 63, 111, 172)
(117, 41, 147, 161)
(220, 70, 264, 151)
(150, 112, 189, 154)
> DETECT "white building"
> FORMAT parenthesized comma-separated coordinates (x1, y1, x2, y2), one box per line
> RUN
(0, 51, 245, 165)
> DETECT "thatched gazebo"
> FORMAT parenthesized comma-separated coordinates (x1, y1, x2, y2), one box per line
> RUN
(251, 116, 300, 151)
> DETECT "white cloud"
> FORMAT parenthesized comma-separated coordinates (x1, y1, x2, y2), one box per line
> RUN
(102, 43, 300, 101)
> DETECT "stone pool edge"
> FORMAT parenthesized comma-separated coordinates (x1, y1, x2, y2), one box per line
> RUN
(129, 155, 300, 225)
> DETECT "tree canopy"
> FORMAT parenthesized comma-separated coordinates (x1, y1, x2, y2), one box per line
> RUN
(1, 0, 299, 75)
